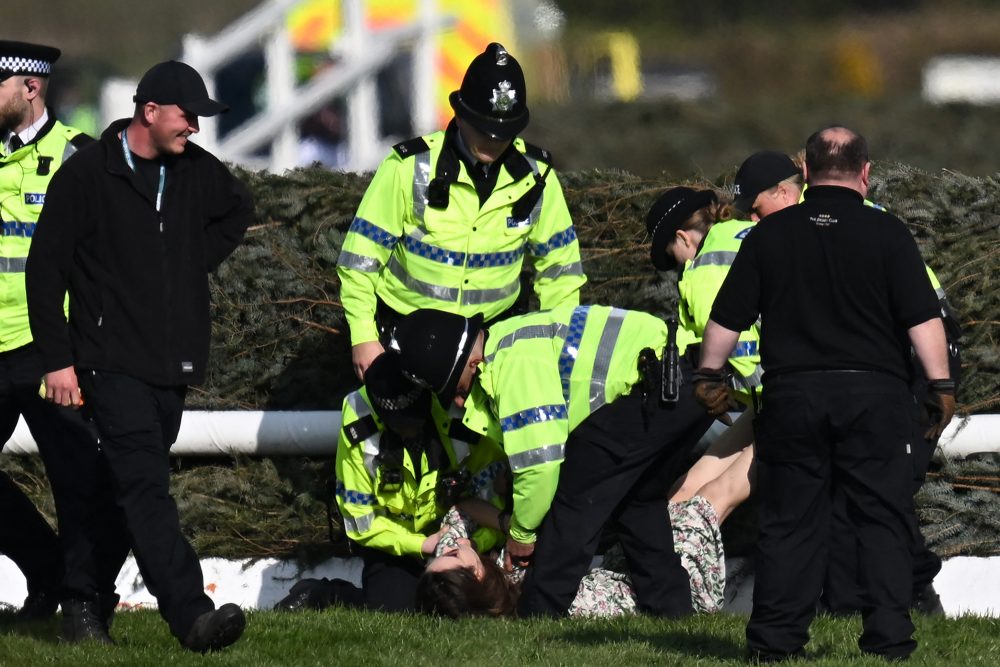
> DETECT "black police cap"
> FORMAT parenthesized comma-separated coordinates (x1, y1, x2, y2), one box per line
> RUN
(363, 350, 431, 434)
(449, 42, 529, 140)
(0, 40, 60, 81)
(646, 186, 718, 272)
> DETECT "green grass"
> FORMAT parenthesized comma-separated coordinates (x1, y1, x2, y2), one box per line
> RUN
(2, 608, 999, 666)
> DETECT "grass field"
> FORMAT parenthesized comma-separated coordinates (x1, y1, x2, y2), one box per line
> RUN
(2, 608, 999, 666)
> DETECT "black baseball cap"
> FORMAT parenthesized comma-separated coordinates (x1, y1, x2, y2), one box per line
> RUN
(388, 309, 484, 404)
(133, 60, 228, 117)
(646, 186, 718, 272)
(732, 151, 800, 214)
(449, 43, 529, 140)
(0, 40, 60, 81)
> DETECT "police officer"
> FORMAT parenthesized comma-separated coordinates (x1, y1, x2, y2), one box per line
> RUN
(698, 127, 954, 661)
(275, 351, 506, 612)
(337, 42, 586, 380)
(732, 149, 958, 615)
(0, 39, 98, 626)
(389, 304, 714, 617)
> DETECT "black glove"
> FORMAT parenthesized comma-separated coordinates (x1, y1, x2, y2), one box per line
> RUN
(691, 367, 739, 419)
(924, 379, 956, 441)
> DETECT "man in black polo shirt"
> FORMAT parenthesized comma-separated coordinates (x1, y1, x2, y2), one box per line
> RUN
(697, 127, 953, 661)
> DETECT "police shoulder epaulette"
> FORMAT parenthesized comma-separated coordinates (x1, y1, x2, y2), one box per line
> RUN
(392, 137, 430, 158)
(69, 132, 95, 149)
(343, 414, 379, 446)
(448, 419, 481, 444)
(522, 141, 553, 165)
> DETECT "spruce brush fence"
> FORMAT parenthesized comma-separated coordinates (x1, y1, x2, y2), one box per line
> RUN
(2, 163, 998, 563)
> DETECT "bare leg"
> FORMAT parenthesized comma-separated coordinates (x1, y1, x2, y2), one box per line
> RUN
(696, 445, 755, 524)
(670, 407, 756, 502)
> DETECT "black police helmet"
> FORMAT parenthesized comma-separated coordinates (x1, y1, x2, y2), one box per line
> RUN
(363, 351, 431, 435)
(449, 42, 529, 140)
(387, 309, 484, 404)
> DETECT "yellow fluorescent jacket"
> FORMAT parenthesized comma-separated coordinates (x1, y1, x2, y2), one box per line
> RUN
(336, 129, 586, 345)
(335, 388, 506, 557)
(459, 304, 668, 544)
(1, 121, 84, 351)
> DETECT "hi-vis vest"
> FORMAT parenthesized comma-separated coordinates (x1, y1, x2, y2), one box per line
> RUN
(337, 127, 586, 345)
(335, 388, 506, 558)
(1, 120, 87, 352)
(677, 218, 763, 397)
(459, 304, 668, 544)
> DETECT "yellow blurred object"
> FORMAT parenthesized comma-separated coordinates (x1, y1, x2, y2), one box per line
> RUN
(577, 31, 643, 102)
(834, 36, 884, 97)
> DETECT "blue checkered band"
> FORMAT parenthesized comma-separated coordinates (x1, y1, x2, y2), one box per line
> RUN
(348, 217, 399, 249)
(500, 404, 568, 433)
(731, 340, 758, 358)
(471, 461, 506, 496)
(403, 234, 466, 266)
(336, 481, 377, 506)
(529, 227, 577, 257)
(559, 306, 590, 401)
(467, 246, 525, 268)
(0, 56, 51, 76)
(2, 221, 35, 238)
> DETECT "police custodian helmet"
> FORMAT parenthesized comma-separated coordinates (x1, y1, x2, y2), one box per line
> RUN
(449, 42, 529, 140)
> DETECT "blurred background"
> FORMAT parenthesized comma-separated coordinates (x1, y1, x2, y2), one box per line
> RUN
(14, 0, 1000, 178)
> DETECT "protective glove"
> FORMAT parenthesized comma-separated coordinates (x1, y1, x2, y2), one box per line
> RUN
(924, 379, 956, 441)
(691, 367, 739, 421)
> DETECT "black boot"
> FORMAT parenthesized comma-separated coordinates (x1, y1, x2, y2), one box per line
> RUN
(274, 578, 339, 611)
(912, 582, 945, 616)
(183, 603, 246, 653)
(100, 592, 121, 630)
(60, 600, 114, 644)
(16, 588, 60, 621)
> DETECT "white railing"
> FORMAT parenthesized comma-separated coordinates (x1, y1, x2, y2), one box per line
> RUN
(104, 0, 453, 173)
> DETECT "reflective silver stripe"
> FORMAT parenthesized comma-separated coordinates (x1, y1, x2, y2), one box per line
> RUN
(460, 276, 519, 305)
(451, 439, 471, 463)
(387, 255, 459, 302)
(62, 141, 78, 163)
(343, 512, 375, 534)
(589, 308, 627, 411)
(346, 391, 381, 480)
(690, 250, 738, 270)
(485, 322, 569, 363)
(508, 443, 565, 471)
(935, 287, 946, 300)
(524, 156, 545, 226)
(0, 257, 28, 273)
(412, 151, 432, 224)
(538, 261, 584, 280)
(338, 250, 382, 273)
(734, 364, 764, 389)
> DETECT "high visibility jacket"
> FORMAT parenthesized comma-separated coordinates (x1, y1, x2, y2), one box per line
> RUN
(337, 124, 586, 345)
(335, 388, 507, 558)
(677, 218, 762, 397)
(459, 304, 667, 544)
(1, 117, 89, 352)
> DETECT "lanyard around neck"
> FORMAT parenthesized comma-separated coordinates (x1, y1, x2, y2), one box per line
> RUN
(121, 129, 165, 213)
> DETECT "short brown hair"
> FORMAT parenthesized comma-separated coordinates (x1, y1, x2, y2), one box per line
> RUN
(415, 556, 519, 618)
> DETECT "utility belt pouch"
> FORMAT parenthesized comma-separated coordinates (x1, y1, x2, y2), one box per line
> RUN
(661, 316, 681, 403)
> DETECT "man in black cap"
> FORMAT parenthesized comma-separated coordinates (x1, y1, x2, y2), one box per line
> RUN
(337, 42, 585, 381)
(25, 60, 254, 652)
(1, 39, 101, 626)
(731, 150, 803, 222)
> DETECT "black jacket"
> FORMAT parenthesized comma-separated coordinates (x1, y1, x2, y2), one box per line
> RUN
(26, 118, 255, 386)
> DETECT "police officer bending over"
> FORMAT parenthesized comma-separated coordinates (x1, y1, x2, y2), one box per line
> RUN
(697, 126, 954, 662)
(338, 42, 586, 380)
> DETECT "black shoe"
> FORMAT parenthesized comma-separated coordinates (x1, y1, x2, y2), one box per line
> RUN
(100, 592, 121, 631)
(60, 600, 114, 645)
(746, 648, 806, 663)
(183, 603, 246, 653)
(912, 583, 945, 617)
(274, 578, 336, 611)
(16, 589, 59, 621)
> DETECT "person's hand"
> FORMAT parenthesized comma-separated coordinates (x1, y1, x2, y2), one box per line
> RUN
(352, 341, 385, 381)
(44, 367, 83, 408)
(691, 367, 737, 423)
(503, 536, 535, 570)
(421, 531, 441, 556)
(924, 379, 957, 441)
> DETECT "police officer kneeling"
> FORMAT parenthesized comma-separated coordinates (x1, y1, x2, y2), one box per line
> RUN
(697, 127, 954, 661)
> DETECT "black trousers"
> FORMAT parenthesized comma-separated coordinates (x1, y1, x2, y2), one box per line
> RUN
(518, 363, 714, 617)
(747, 371, 917, 661)
(78, 369, 213, 640)
(0, 343, 99, 600)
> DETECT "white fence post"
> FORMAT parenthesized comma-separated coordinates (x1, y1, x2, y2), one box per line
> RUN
(342, 0, 381, 171)
(264, 23, 299, 172)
